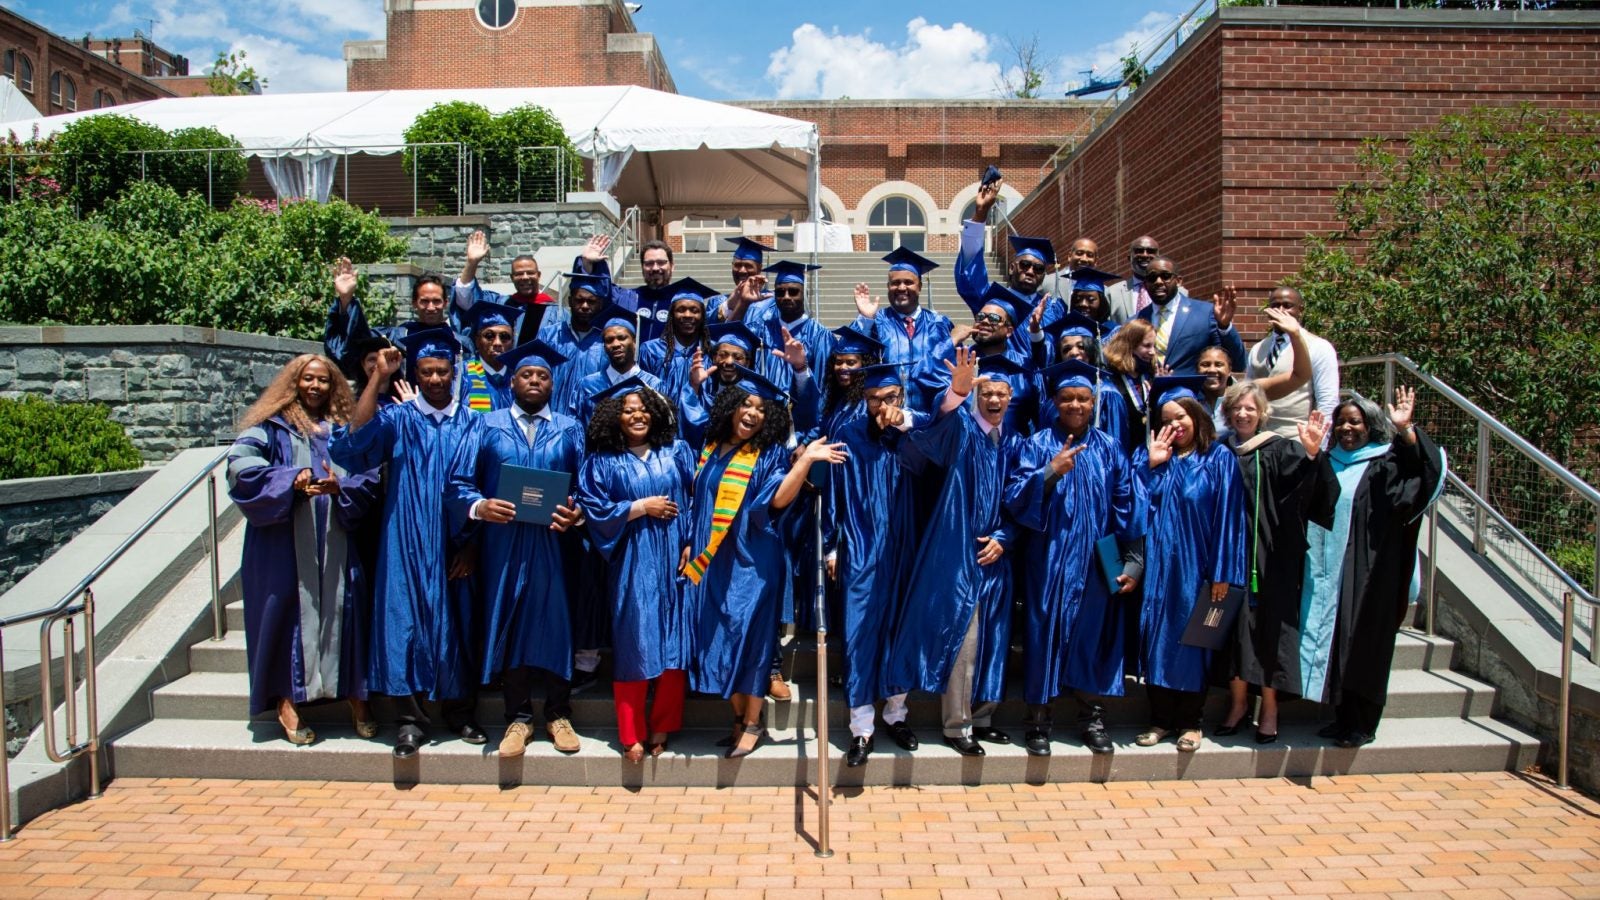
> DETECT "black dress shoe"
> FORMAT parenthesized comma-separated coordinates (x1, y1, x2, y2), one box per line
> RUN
(887, 721, 919, 751)
(1254, 729, 1278, 745)
(944, 735, 985, 757)
(1316, 721, 1347, 740)
(1025, 729, 1052, 756)
(973, 726, 1011, 745)
(452, 722, 487, 745)
(392, 730, 422, 759)
(1214, 718, 1252, 737)
(1336, 731, 1374, 749)
(1081, 726, 1114, 755)
(845, 736, 874, 767)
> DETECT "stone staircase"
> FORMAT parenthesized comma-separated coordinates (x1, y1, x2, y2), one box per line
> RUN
(665, 252, 964, 329)
(107, 600, 1537, 787)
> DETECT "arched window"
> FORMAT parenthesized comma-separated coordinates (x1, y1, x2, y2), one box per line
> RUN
(2, 49, 12, 81)
(93, 88, 117, 109)
(50, 72, 77, 111)
(867, 196, 926, 252)
(6, 51, 33, 93)
(477, 0, 517, 29)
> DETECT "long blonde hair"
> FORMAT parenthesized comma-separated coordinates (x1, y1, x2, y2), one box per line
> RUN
(238, 354, 355, 438)
(1102, 319, 1154, 377)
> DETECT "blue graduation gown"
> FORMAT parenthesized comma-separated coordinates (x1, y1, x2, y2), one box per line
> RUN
(576, 443, 697, 682)
(228, 417, 380, 716)
(793, 394, 865, 634)
(331, 400, 476, 700)
(459, 356, 513, 412)
(825, 416, 920, 708)
(638, 336, 702, 405)
(953, 223, 1050, 360)
(882, 408, 1016, 703)
(1134, 442, 1248, 692)
(686, 443, 792, 698)
(536, 310, 609, 419)
(444, 407, 585, 681)
(915, 342, 1038, 436)
(853, 307, 953, 385)
(1005, 425, 1144, 703)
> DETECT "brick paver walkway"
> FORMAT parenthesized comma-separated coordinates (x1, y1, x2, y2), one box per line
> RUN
(0, 771, 1596, 898)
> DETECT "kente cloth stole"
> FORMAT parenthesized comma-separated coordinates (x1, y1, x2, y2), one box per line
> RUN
(684, 443, 760, 585)
(463, 359, 494, 412)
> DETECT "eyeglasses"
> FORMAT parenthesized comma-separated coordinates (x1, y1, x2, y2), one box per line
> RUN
(974, 312, 1007, 325)
(482, 332, 514, 345)
(1015, 260, 1046, 274)
(1131, 246, 1159, 255)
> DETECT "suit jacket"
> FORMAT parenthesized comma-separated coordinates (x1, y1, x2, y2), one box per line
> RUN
(1104, 278, 1145, 325)
(1134, 291, 1246, 376)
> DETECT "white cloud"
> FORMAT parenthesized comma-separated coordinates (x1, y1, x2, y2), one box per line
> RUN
(225, 34, 347, 94)
(1054, 11, 1177, 91)
(765, 18, 1002, 100)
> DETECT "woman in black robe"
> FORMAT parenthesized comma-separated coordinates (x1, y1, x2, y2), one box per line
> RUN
(1300, 388, 1444, 748)
(1213, 380, 1338, 742)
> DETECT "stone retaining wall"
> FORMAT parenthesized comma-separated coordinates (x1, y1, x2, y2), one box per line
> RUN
(0, 326, 320, 462)
(0, 468, 156, 596)
(385, 202, 620, 281)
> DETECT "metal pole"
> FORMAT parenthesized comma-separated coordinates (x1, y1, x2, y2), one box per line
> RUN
(812, 492, 833, 859)
(412, 147, 419, 216)
(1425, 503, 1439, 636)
(0, 635, 11, 841)
(1382, 357, 1395, 410)
(62, 619, 77, 749)
(206, 150, 213, 206)
(1474, 421, 1490, 555)
(1558, 592, 1573, 790)
(83, 589, 101, 801)
(1592, 507, 1599, 664)
(208, 474, 223, 641)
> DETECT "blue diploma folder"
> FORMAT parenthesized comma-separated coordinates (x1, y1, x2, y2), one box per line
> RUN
(1095, 535, 1123, 594)
(495, 465, 570, 526)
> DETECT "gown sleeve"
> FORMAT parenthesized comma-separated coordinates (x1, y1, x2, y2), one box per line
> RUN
(442, 414, 488, 538)
(677, 385, 710, 449)
(226, 425, 300, 528)
(1385, 426, 1445, 524)
(332, 465, 382, 531)
(748, 446, 794, 531)
(953, 219, 991, 314)
(905, 401, 969, 467)
(575, 453, 631, 561)
(1207, 444, 1249, 588)
(323, 298, 372, 366)
(1003, 433, 1055, 533)
(329, 404, 398, 475)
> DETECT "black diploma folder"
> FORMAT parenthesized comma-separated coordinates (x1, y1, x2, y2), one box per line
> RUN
(494, 465, 571, 526)
(1095, 535, 1123, 594)
(1179, 585, 1246, 650)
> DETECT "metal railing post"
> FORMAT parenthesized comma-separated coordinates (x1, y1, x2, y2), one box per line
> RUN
(206, 150, 213, 206)
(82, 589, 101, 801)
(1383, 358, 1395, 409)
(1592, 507, 1600, 664)
(1474, 421, 1491, 555)
(0, 635, 10, 841)
(62, 619, 77, 749)
(1558, 592, 1573, 790)
(209, 474, 223, 641)
(1426, 503, 1439, 636)
(812, 492, 833, 858)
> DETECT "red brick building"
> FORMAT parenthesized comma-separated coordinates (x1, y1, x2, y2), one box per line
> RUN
(1007, 6, 1600, 337)
(0, 8, 180, 114)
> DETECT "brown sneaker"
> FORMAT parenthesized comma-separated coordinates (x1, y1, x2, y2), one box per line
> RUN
(498, 722, 532, 758)
(768, 674, 792, 701)
(547, 718, 581, 753)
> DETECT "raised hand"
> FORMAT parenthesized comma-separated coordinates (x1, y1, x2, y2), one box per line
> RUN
(1212, 283, 1238, 329)
(974, 178, 1003, 222)
(874, 403, 907, 431)
(1298, 409, 1327, 457)
(465, 230, 490, 265)
(640, 496, 679, 520)
(1388, 385, 1417, 433)
(948, 323, 975, 345)
(797, 437, 849, 466)
(332, 256, 357, 306)
(1049, 434, 1085, 476)
(392, 378, 416, 404)
(551, 496, 585, 533)
(943, 345, 980, 397)
(853, 283, 880, 319)
(375, 346, 404, 378)
(1153, 361, 1174, 378)
(975, 535, 1004, 566)
(581, 234, 611, 264)
(688, 346, 715, 389)
(772, 326, 808, 373)
(1148, 423, 1178, 468)
(1263, 306, 1301, 336)
(1029, 296, 1046, 335)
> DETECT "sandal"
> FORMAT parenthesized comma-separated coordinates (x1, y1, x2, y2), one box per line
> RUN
(278, 699, 315, 746)
(624, 743, 646, 764)
(1176, 730, 1203, 752)
(647, 732, 669, 758)
(1134, 726, 1170, 747)
(349, 698, 378, 739)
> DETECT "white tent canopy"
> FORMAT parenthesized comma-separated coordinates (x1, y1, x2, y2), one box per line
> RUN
(3, 85, 820, 217)
(0, 76, 40, 124)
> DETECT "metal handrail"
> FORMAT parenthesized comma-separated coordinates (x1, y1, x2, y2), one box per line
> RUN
(606, 205, 642, 282)
(0, 446, 231, 841)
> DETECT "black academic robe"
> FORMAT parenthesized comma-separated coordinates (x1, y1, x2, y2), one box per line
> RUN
(1218, 434, 1339, 695)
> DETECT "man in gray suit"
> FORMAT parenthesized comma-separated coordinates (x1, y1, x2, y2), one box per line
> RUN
(1104, 236, 1161, 324)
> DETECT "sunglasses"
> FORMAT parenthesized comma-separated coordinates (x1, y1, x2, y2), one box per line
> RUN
(481, 332, 515, 344)
(774, 286, 804, 297)
(1147, 271, 1178, 282)
(1132, 246, 1159, 255)
(1015, 260, 1046, 273)
(974, 311, 1007, 325)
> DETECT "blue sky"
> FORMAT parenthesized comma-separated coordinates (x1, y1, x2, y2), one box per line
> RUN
(5, 0, 1200, 98)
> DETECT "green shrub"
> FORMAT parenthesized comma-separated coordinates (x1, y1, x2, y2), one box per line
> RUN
(160, 126, 249, 206)
(0, 397, 143, 480)
(0, 181, 406, 339)
(43, 115, 251, 211)
(403, 101, 581, 208)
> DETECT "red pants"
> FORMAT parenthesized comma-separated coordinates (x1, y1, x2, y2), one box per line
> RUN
(613, 669, 687, 747)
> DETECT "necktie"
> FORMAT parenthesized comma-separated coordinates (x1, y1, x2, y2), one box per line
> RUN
(1265, 334, 1287, 370)
(1153, 302, 1172, 363)
(524, 414, 538, 446)
(1135, 281, 1151, 315)
(903, 313, 916, 340)
(988, 427, 1001, 447)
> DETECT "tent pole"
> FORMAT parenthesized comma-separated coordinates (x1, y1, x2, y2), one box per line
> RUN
(806, 131, 821, 319)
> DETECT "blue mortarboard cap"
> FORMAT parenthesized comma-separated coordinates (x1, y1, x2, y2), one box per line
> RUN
(590, 375, 653, 404)
(462, 299, 523, 334)
(707, 321, 761, 355)
(763, 260, 820, 285)
(566, 272, 612, 301)
(668, 277, 719, 306)
(856, 363, 907, 390)
(499, 339, 570, 373)
(1008, 235, 1056, 267)
(881, 247, 940, 277)
(1040, 359, 1104, 394)
(599, 305, 637, 335)
(1043, 311, 1108, 342)
(977, 353, 1029, 378)
(398, 327, 460, 368)
(726, 236, 775, 262)
(1149, 375, 1210, 411)
(1068, 266, 1119, 295)
(978, 282, 1039, 326)
(725, 364, 787, 403)
(829, 326, 886, 359)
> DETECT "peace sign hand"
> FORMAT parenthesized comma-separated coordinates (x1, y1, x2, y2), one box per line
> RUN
(1050, 434, 1086, 475)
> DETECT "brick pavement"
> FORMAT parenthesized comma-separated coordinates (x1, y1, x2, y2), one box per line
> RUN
(0, 771, 1596, 898)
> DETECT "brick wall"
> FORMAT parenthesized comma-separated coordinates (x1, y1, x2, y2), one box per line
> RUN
(1010, 8, 1600, 342)
(0, 7, 175, 115)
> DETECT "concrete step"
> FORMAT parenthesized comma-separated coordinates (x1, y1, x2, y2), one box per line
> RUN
(151, 665, 1495, 727)
(107, 715, 1540, 787)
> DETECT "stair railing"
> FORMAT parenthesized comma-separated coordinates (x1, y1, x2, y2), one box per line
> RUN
(1342, 353, 1599, 790)
(0, 447, 231, 841)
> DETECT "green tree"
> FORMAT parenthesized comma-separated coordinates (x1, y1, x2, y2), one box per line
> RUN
(1120, 49, 1148, 91)
(996, 34, 1048, 99)
(51, 114, 167, 211)
(205, 50, 267, 96)
(402, 101, 580, 210)
(1296, 105, 1600, 468)
(160, 126, 249, 205)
